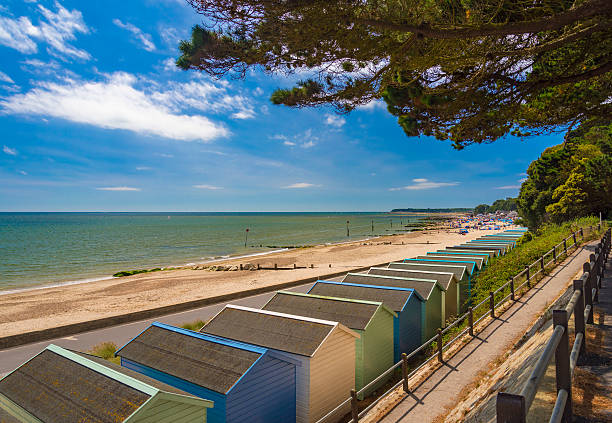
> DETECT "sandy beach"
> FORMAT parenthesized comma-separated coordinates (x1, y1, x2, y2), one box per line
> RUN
(0, 227, 506, 338)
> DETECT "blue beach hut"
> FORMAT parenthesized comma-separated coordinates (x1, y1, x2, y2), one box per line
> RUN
(116, 322, 297, 423)
(308, 280, 423, 362)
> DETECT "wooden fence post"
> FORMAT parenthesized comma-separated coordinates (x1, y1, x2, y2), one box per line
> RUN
(496, 392, 526, 423)
(401, 353, 409, 393)
(553, 247, 557, 263)
(590, 253, 599, 302)
(468, 307, 474, 336)
(525, 265, 530, 288)
(437, 329, 443, 363)
(553, 309, 572, 422)
(490, 291, 496, 319)
(540, 256, 545, 273)
(580, 227, 584, 238)
(572, 232, 577, 247)
(350, 389, 359, 422)
(563, 239, 567, 255)
(510, 278, 515, 301)
(573, 279, 586, 357)
(583, 263, 594, 324)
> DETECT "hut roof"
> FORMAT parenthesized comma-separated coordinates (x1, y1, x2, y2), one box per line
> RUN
(116, 322, 265, 394)
(403, 258, 475, 275)
(368, 267, 456, 291)
(388, 262, 468, 282)
(437, 249, 495, 258)
(0, 344, 209, 423)
(342, 273, 439, 300)
(201, 305, 358, 357)
(0, 408, 20, 423)
(262, 291, 395, 331)
(308, 281, 421, 312)
(416, 255, 483, 270)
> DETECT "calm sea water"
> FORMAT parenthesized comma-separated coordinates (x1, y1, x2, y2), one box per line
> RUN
(0, 212, 423, 292)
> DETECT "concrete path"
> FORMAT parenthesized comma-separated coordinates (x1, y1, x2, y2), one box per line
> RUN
(377, 241, 600, 423)
(0, 282, 314, 377)
(588, 260, 612, 396)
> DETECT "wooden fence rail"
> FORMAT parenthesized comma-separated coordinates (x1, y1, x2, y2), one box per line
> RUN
(315, 225, 604, 423)
(496, 227, 611, 423)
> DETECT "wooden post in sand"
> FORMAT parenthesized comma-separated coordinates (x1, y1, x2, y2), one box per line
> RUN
(244, 228, 249, 247)
(347, 220, 350, 237)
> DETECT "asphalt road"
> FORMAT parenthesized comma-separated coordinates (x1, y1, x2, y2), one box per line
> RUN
(0, 282, 317, 377)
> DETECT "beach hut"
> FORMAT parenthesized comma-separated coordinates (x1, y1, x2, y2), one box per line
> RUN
(368, 267, 459, 317)
(387, 262, 472, 309)
(420, 254, 485, 269)
(427, 251, 490, 266)
(448, 245, 505, 256)
(0, 344, 213, 423)
(201, 305, 358, 423)
(116, 322, 296, 423)
(402, 258, 477, 277)
(262, 291, 395, 397)
(341, 273, 444, 342)
(308, 281, 422, 361)
(464, 243, 510, 254)
(437, 248, 496, 258)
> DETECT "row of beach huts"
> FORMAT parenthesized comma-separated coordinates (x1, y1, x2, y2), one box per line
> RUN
(0, 227, 528, 423)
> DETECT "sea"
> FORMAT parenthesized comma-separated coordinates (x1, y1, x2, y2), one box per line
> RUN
(0, 212, 426, 293)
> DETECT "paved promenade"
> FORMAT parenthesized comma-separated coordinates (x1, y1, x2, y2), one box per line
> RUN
(376, 241, 600, 423)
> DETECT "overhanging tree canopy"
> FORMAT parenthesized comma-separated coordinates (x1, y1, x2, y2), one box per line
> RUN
(177, 0, 612, 148)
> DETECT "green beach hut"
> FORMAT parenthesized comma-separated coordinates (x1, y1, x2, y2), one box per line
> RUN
(0, 344, 213, 423)
(437, 248, 496, 258)
(262, 291, 396, 397)
(416, 255, 484, 270)
(388, 262, 472, 310)
(427, 251, 490, 266)
(342, 273, 444, 342)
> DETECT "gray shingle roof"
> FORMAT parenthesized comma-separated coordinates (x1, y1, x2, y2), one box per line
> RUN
(369, 267, 455, 291)
(0, 407, 21, 423)
(388, 262, 467, 282)
(262, 291, 380, 330)
(201, 306, 336, 357)
(116, 324, 262, 394)
(418, 255, 483, 269)
(309, 282, 415, 312)
(342, 273, 437, 300)
(0, 350, 149, 423)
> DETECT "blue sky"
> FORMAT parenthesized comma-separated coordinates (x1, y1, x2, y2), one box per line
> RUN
(0, 0, 561, 212)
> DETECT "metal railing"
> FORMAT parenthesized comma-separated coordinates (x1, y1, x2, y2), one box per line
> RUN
(496, 227, 610, 423)
(315, 224, 605, 423)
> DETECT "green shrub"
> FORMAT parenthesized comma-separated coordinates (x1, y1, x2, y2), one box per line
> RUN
(181, 320, 206, 331)
(88, 342, 120, 364)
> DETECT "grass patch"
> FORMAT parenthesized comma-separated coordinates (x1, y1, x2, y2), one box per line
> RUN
(181, 319, 206, 331)
(88, 341, 120, 365)
(113, 268, 163, 277)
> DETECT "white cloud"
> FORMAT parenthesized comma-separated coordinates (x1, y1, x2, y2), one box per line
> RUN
(135, 166, 152, 171)
(302, 140, 316, 148)
(159, 26, 181, 47)
(0, 71, 14, 84)
(325, 113, 346, 128)
(0, 2, 90, 59)
(3, 145, 17, 155)
(113, 19, 155, 52)
(273, 129, 319, 148)
(284, 182, 320, 189)
(18, 170, 27, 175)
(96, 186, 141, 191)
(283, 140, 296, 146)
(193, 184, 223, 190)
(270, 134, 287, 141)
(162, 57, 177, 72)
(0, 72, 229, 142)
(156, 153, 174, 158)
(253, 87, 264, 96)
(151, 79, 255, 120)
(389, 178, 459, 191)
(495, 185, 521, 190)
(358, 100, 387, 112)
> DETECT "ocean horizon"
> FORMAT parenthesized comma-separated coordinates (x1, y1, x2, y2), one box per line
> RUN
(0, 212, 428, 293)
